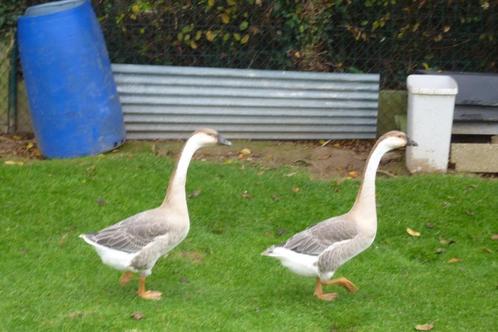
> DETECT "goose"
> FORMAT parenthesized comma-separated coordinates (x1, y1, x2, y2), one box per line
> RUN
(262, 131, 417, 301)
(80, 128, 232, 300)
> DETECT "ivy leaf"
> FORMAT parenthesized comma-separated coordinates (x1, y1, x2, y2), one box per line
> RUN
(190, 41, 198, 49)
(240, 20, 249, 31)
(206, 30, 216, 42)
(233, 32, 241, 41)
(240, 34, 250, 44)
(220, 13, 230, 24)
(195, 31, 202, 41)
(207, 0, 215, 8)
(131, 4, 140, 14)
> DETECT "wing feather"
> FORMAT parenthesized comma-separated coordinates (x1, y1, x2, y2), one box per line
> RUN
(88, 210, 170, 253)
(283, 215, 358, 255)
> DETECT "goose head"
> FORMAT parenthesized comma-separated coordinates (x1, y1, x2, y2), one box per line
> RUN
(191, 128, 232, 147)
(379, 130, 417, 151)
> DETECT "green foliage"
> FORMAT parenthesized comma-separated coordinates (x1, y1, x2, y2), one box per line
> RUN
(0, 0, 24, 32)
(0, 150, 497, 331)
(1, 0, 496, 87)
(92, 0, 496, 87)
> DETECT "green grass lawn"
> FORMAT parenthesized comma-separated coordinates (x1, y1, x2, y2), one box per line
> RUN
(0, 149, 497, 331)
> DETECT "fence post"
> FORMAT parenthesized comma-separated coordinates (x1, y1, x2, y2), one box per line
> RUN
(8, 33, 17, 134)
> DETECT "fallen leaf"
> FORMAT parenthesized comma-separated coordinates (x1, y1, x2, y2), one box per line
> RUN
(294, 159, 311, 166)
(348, 171, 359, 178)
(241, 190, 252, 199)
(12, 135, 22, 140)
(491, 234, 498, 240)
(439, 238, 455, 245)
(59, 233, 68, 247)
(482, 247, 493, 254)
(26, 142, 34, 150)
(406, 227, 421, 237)
(96, 197, 107, 206)
(178, 251, 205, 264)
(4, 160, 24, 166)
(239, 148, 251, 156)
(275, 228, 287, 236)
(188, 189, 202, 198)
(464, 184, 478, 192)
(448, 257, 462, 263)
(435, 248, 445, 254)
(292, 187, 300, 193)
(415, 323, 433, 331)
(271, 194, 280, 201)
(464, 210, 475, 216)
(68, 311, 84, 319)
(32, 148, 42, 158)
(131, 311, 144, 320)
(285, 172, 297, 177)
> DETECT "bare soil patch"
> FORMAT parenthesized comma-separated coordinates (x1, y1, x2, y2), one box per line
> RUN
(0, 135, 410, 179)
(143, 139, 409, 179)
(0, 134, 41, 159)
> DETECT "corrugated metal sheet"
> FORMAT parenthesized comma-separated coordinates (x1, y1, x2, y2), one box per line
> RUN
(112, 64, 380, 140)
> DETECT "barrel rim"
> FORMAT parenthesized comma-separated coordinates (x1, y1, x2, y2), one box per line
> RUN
(22, 0, 87, 18)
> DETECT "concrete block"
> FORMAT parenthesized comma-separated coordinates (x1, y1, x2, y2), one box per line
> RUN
(451, 143, 498, 173)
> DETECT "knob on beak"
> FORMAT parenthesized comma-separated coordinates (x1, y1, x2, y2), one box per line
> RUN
(217, 134, 232, 146)
(407, 137, 418, 146)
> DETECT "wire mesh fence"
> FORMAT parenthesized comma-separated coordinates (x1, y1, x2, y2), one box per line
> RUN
(0, 0, 497, 135)
(93, 0, 497, 89)
(0, 33, 14, 134)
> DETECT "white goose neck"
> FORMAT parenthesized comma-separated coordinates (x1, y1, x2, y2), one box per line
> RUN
(161, 136, 202, 209)
(349, 140, 391, 224)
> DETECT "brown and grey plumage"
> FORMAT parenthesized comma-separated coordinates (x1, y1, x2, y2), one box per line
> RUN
(80, 128, 231, 300)
(262, 131, 417, 301)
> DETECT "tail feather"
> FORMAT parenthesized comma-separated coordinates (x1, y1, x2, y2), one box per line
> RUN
(79, 233, 97, 245)
(261, 245, 278, 256)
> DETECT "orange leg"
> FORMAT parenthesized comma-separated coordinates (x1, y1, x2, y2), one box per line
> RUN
(137, 275, 162, 300)
(313, 278, 337, 301)
(322, 277, 358, 293)
(119, 271, 133, 286)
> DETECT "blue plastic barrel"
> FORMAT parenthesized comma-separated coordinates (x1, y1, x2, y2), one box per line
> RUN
(18, 0, 125, 158)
